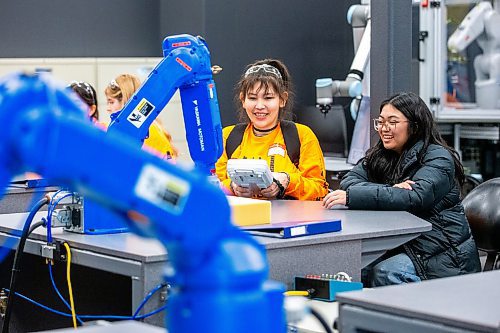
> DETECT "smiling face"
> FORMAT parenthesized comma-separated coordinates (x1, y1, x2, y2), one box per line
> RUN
(241, 82, 287, 130)
(377, 104, 411, 154)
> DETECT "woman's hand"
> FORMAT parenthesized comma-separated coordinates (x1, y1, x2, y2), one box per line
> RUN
(231, 182, 257, 198)
(261, 172, 290, 199)
(260, 182, 280, 199)
(272, 172, 290, 187)
(393, 180, 415, 190)
(322, 190, 347, 209)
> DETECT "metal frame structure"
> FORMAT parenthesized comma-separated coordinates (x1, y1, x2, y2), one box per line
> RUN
(419, 0, 500, 154)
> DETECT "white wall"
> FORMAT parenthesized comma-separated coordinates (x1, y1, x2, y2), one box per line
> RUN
(0, 58, 192, 165)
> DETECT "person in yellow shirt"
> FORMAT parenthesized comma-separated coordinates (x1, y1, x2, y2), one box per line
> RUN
(215, 59, 329, 201)
(105, 73, 177, 160)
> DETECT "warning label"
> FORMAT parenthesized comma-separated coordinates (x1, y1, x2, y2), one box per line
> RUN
(134, 164, 190, 214)
(127, 98, 155, 128)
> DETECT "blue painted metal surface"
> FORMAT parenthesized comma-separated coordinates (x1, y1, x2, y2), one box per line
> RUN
(0, 36, 285, 332)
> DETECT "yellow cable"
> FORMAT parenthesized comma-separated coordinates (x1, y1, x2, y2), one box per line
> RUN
(63, 242, 78, 329)
(284, 290, 309, 297)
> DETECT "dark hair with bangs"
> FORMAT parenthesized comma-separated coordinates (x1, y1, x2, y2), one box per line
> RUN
(234, 58, 295, 123)
(69, 81, 99, 121)
(364, 92, 464, 185)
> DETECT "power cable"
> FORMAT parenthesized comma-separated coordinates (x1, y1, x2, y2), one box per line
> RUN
(2, 197, 49, 333)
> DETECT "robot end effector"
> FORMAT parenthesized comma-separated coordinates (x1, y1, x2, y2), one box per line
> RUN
(315, 4, 370, 115)
(316, 72, 363, 114)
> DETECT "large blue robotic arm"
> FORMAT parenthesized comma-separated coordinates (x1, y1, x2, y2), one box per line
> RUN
(0, 71, 285, 332)
(107, 35, 223, 174)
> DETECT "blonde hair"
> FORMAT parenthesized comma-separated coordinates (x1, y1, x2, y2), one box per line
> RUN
(105, 73, 141, 103)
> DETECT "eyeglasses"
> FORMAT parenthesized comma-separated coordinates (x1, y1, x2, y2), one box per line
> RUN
(244, 64, 282, 80)
(373, 119, 410, 131)
(108, 79, 120, 89)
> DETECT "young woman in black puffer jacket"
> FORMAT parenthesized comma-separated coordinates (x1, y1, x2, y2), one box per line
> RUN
(323, 92, 481, 287)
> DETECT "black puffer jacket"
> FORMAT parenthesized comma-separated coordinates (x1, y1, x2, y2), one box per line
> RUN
(341, 141, 481, 280)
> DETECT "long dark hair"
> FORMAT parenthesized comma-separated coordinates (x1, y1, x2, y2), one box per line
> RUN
(364, 92, 464, 185)
(234, 58, 295, 123)
(69, 81, 99, 121)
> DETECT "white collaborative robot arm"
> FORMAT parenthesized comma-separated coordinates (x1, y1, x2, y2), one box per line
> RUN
(316, 2, 370, 116)
(448, 1, 500, 109)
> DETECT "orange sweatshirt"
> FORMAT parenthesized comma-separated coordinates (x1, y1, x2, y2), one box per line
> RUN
(216, 123, 329, 201)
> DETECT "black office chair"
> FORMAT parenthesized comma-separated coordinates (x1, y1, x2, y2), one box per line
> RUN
(462, 177, 500, 271)
(461, 174, 482, 198)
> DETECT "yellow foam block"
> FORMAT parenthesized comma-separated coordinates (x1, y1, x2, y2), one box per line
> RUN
(227, 196, 271, 227)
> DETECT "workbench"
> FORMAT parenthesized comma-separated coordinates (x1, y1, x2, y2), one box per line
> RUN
(0, 200, 430, 329)
(336, 270, 500, 333)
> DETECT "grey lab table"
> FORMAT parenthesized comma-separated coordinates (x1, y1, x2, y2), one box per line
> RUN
(337, 270, 500, 333)
(40, 321, 164, 332)
(324, 156, 354, 172)
(0, 186, 57, 214)
(0, 200, 430, 327)
(255, 201, 430, 288)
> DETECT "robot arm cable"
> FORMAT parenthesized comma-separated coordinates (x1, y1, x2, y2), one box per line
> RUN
(2, 196, 50, 333)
